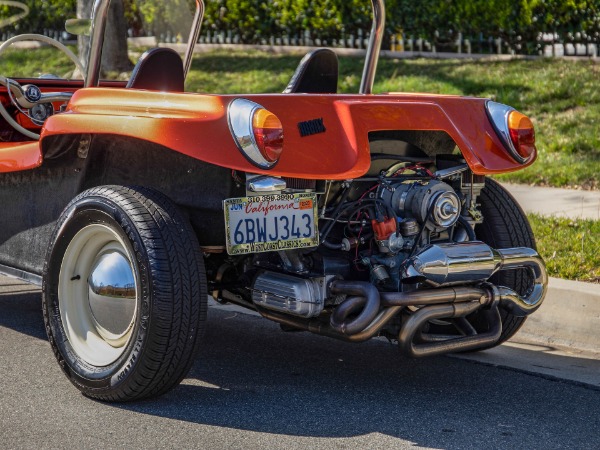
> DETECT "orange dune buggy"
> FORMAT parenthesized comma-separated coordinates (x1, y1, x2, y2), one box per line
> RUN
(0, 0, 546, 401)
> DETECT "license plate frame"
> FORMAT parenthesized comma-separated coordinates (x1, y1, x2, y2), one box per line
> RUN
(223, 193, 319, 255)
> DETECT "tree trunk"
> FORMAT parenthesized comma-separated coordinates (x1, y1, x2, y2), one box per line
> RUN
(77, 0, 93, 73)
(77, 0, 133, 76)
(102, 0, 134, 73)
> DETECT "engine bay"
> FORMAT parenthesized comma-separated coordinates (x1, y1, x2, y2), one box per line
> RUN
(210, 154, 489, 322)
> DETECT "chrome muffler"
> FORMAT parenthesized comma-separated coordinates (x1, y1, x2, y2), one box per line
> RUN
(400, 241, 547, 316)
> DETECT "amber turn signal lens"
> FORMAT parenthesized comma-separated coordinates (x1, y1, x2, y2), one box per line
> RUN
(252, 109, 284, 163)
(508, 111, 536, 160)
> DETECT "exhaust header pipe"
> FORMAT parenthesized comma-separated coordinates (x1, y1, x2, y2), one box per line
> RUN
(255, 241, 547, 358)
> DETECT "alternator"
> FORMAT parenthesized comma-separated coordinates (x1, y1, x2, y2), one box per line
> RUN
(385, 180, 461, 231)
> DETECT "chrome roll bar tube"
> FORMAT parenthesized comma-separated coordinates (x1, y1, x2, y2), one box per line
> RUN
(86, 0, 111, 87)
(183, 0, 205, 78)
(359, 0, 385, 94)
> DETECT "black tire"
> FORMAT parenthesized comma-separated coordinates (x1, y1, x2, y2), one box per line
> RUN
(472, 177, 536, 347)
(42, 185, 207, 401)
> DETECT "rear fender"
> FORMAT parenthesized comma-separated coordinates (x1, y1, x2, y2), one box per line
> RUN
(41, 89, 534, 179)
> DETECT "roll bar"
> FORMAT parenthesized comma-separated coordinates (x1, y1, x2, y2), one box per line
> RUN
(86, 0, 204, 87)
(360, 0, 385, 94)
(85, 0, 109, 87)
(86, 0, 384, 93)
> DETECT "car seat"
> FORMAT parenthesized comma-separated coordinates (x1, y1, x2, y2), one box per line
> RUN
(126, 47, 185, 92)
(283, 48, 338, 94)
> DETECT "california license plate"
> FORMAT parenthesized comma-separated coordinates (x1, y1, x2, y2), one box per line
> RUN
(224, 193, 319, 255)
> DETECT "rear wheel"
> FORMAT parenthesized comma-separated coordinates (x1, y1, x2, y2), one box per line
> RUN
(472, 178, 536, 346)
(42, 185, 207, 401)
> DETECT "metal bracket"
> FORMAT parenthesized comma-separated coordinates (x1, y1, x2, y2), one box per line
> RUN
(77, 134, 92, 159)
(247, 175, 286, 193)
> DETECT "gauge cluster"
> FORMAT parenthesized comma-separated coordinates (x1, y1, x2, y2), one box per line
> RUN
(29, 102, 54, 125)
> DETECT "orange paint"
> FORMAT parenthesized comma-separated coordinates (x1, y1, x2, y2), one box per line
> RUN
(0, 84, 536, 177)
(0, 141, 42, 172)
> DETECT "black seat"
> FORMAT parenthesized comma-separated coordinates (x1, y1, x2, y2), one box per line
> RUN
(126, 48, 185, 92)
(283, 48, 338, 94)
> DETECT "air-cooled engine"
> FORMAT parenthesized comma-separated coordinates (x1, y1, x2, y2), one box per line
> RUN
(245, 165, 480, 318)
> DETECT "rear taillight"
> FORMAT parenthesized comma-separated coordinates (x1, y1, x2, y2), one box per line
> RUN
(228, 98, 283, 169)
(252, 108, 283, 163)
(486, 100, 536, 164)
(508, 110, 536, 161)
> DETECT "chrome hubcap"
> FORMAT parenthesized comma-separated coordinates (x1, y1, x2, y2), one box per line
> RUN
(88, 251, 137, 345)
(58, 224, 138, 366)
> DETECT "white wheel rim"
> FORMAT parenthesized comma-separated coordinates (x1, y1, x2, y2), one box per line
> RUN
(58, 224, 139, 367)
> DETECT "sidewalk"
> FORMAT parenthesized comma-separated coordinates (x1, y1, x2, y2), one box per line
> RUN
(502, 183, 600, 353)
(503, 183, 600, 220)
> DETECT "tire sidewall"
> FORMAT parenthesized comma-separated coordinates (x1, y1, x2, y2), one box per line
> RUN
(43, 195, 152, 394)
(470, 177, 535, 339)
(477, 178, 536, 294)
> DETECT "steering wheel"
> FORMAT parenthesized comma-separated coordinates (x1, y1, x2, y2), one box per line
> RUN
(0, 34, 86, 140)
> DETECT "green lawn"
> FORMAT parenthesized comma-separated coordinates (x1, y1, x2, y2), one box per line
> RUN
(0, 46, 81, 80)
(0, 46, 598, 190)
(528, 214, 600, 282)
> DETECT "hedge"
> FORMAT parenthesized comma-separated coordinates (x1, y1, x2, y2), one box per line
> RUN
(1, 0, 598, 54)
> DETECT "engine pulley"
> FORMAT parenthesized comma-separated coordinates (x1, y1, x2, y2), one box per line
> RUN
(385, 180, 461, 231)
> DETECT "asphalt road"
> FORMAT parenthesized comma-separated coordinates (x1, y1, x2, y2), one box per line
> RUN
(1, 277, 599, 449)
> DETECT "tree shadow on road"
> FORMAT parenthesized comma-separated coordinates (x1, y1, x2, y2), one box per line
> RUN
(0, 287, 46, 340)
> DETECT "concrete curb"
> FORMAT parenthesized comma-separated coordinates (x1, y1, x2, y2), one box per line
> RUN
(517, 277, 600, 353)
(500, 183, 599, 353)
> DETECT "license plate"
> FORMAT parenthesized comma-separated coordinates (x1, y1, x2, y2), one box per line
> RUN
(223, 193, 319, 255)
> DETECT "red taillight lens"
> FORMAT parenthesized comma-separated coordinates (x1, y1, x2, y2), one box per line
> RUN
(252, 109, 283, 163)
(508, 111, 536, 160)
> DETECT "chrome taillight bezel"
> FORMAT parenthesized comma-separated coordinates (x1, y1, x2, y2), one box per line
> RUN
(485, 100, 532, 164)
(227, 98, 280, 169)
